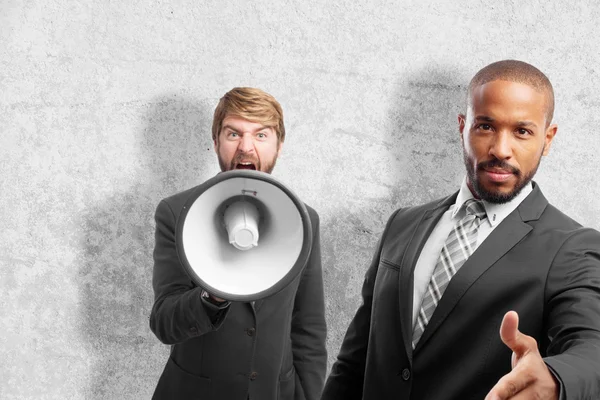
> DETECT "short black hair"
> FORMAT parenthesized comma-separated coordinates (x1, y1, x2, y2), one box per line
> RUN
(468, 60, 555, 123)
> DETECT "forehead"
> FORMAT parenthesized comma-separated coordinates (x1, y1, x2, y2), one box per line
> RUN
(469, 80, 548, 121)
(221, 115, 274, 132)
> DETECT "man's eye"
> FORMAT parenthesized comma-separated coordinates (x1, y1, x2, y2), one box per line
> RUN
(229, 132, 239, 138)
(257, 132, 267, 139)
(479, 124, 492, 131)
(517, 128, 530, 135)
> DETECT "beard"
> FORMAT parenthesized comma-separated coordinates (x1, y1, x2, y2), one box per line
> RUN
(217, 151, 279, 174)
(463, 149, 541, 204)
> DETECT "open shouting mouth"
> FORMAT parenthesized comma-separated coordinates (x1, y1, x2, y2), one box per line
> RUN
(234, 161, 257, 170)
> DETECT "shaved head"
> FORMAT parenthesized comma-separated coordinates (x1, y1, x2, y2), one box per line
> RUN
(468, 60, 555, 125)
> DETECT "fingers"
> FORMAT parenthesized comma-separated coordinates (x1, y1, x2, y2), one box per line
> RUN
(499, 311, 520, 350)
(485, 366, 535, 400)
(209, 294, 226, 303)
(486, 311, 552, 400)
(499, 311, 536, 359)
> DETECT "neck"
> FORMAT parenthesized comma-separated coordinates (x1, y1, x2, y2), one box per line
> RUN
(466, 179, 480, 200)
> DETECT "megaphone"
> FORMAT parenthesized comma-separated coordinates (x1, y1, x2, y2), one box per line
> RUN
(176, 170, 313, 302)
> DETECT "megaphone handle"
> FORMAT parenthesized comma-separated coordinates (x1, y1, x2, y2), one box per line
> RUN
(201, 290, 229, 306)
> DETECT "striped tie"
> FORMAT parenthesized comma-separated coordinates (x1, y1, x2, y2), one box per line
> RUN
(412, 199, 487, 349)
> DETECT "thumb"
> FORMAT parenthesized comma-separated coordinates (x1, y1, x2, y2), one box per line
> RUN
(499, 311, 530, 360)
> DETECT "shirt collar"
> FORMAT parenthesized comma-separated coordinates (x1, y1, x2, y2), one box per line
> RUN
(451, 177, 533, 227)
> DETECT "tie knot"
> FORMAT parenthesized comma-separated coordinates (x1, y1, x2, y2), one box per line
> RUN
(463, 199, 487, 220)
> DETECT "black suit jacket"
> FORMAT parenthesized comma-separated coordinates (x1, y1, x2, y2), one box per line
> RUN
(150, 185, 327, 400)
(322, 183, 600, 400)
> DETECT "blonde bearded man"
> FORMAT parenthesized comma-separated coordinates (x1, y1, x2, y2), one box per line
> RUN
(150, 88, 327, 400)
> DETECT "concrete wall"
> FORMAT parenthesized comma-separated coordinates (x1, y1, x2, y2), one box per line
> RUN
(2, 1, 599, 398)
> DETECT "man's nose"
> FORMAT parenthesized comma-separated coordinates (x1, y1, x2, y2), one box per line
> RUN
(489, 131, 512, 160)
(238, 134, 254, 153)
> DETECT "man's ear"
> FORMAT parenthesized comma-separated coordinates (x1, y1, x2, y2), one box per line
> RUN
(542, 123, 558, 156)
(458, 114, 467, 141)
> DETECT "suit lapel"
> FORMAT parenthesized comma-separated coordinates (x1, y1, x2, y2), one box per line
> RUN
(253, 300, 264, 312)
(399, 194, 457, 361)
(413, 184, 548, 353)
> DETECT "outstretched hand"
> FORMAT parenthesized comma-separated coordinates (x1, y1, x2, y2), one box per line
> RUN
(484, 311, 559, 400)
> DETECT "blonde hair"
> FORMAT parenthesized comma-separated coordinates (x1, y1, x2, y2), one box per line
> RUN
(212, 87, 285, 142)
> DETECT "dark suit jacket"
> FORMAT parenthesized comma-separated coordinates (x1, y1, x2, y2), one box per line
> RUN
(322, 183, 600, 400)
(150, 185, 327, 400)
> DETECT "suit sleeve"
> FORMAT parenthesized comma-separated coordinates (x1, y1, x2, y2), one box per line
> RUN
(321, 209, 399, 400)
(543, 227, 600, 399)
(292, 208, 328, 400)
(149, 199, 231, 345)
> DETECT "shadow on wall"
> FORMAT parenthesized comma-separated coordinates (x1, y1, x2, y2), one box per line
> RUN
(387, 66, 468, 204)
(78, 95, 216, 399)
(322, 67, 468, 368)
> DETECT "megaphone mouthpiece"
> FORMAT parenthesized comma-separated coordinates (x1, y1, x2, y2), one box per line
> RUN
(224, 200, 260, 251)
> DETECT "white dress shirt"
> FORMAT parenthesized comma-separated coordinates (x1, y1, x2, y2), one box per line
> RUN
(411, 178, 533, 327)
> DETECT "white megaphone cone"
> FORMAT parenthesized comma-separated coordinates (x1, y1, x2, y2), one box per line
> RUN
(223, 201, 260, 250)
(176, 170, 313, 302)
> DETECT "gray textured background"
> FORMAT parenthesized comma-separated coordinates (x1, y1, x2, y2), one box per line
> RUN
(2, 1, 600, 398)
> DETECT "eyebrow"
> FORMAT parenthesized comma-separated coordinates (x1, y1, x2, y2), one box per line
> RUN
(474, 116, 538, 128)
(515, 121, 538, 128)
(221, 125, 271, 133)
(474, 116, 495, 123)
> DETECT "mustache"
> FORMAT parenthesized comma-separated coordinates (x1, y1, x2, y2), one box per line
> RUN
(477, 159, 520, 176)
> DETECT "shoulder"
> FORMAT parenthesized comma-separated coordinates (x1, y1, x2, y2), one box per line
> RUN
(522, 182, 595, 238)
(522, 184, 600, 257)
(540, 203, 584, 230)
(386, 195, 454, 231)
(157, 184, 205, 218)
(539, 203, 600, 250)
(304, 203, 320, 225)
(161, 184, 201, 206)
